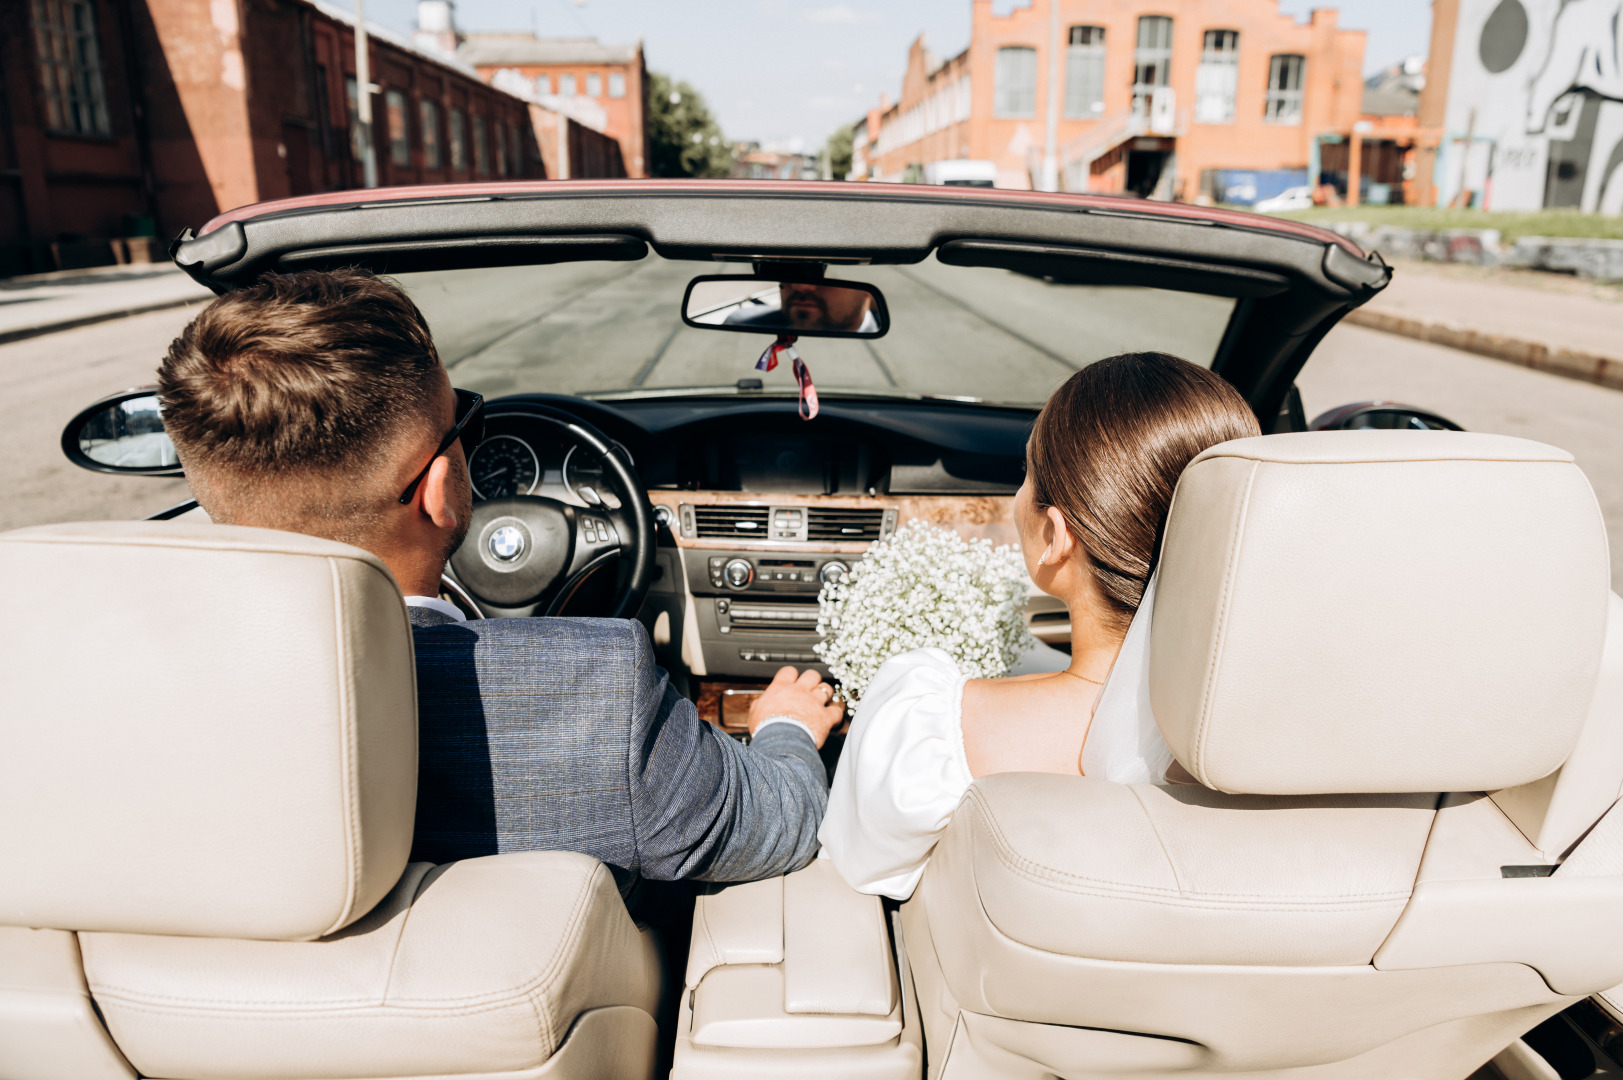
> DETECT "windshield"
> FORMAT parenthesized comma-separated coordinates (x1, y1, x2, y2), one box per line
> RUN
(395, 252, 1235, 406)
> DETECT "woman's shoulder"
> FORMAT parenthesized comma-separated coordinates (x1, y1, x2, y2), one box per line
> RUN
(855, 648, 968, 714)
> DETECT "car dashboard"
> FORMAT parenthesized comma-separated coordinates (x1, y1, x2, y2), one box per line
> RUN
(451, 392, 1064, 734)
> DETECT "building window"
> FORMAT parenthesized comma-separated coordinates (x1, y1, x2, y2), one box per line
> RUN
(30, 0, 111, 136)
(1133, 15, 1172, 116)
(472, 114, 489, 175)
(1265, 53, 1305, 124)
(1064, 25, 1105, 119)
(559, 73, 577, 97)
(420, 99, 442, 169)
(1195, 30, 1239, 124)
(449, 107, 467, 170)
(535, 74, 551, 96)
(994, 46, 1036, 118)
(586, 73, 602, 98)
(495, 118, 507, 176)
(385, 90, 410, 167)
(511, 124, 524, 174)
(608, 71, 625, 98)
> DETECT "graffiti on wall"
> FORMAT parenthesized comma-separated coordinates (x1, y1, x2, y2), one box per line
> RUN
(1446, 0, 1623, 212)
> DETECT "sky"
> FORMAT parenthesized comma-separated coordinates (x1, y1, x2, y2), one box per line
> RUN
(351, 0, 1433, 151)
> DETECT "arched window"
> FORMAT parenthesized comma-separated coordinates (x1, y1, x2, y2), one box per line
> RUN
(1196, 30, 1239, 124)
(1065, 26, 1106, 118)
(1266, 54, 1305, 123)
(995, 46, 1037, 117)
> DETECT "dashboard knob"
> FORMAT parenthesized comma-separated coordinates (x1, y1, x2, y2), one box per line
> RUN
(724, 558, 754, 588)
(819, 560, 850, 586)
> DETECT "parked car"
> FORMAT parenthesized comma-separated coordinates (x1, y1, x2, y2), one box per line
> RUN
(14, 179, 1623, 1080)
(1253, 184, 1316, 213)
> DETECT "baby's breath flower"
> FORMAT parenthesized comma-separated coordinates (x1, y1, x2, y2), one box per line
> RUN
(815, 520, 1034, 702)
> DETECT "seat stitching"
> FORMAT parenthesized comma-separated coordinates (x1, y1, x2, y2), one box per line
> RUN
(379, 865, 439, 1007)
(1193, 460, 1258, 785)
(327, 558, 363, 938)
(1127, 785, 1185, 893)
(971, 791, 1412, 903)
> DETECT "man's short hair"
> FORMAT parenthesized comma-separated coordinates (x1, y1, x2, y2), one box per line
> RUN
(158, 268, 444, 534)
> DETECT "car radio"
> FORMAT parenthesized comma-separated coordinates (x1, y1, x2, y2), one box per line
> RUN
(701, 555, 850, 594)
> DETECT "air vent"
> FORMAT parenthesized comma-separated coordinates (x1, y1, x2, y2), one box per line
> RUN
(806, 507, 886, 542)
(694, 505, 770, 539)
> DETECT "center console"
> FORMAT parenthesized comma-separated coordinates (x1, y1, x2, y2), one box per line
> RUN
(683, 550, 852, 676)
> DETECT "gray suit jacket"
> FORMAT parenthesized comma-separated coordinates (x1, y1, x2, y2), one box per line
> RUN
(406, 607, 828, 886)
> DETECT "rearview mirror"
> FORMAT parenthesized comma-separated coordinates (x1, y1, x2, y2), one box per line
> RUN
(61, 389, 184, 476)
(682, 275, 889, 338)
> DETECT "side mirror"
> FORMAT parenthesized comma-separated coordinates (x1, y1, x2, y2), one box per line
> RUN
(1308, 401, 1464, 432)
(61, 388, 184, 476)
(682, 275, 889, 339)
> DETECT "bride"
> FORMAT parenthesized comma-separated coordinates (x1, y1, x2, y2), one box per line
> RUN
(818, 352, 1261, 900)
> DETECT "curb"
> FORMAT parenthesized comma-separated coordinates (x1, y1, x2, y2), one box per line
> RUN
(1344, 308, 1623, 393)
(0, 295, 208, 347)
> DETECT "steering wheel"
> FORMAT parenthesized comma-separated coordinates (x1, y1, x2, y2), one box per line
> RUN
(445, 407, 655, 620)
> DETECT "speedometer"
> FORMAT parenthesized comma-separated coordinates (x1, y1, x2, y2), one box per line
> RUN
(469, 435, 539, 500)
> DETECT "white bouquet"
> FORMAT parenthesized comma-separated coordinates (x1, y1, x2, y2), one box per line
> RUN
(815, 520, 1035, 702)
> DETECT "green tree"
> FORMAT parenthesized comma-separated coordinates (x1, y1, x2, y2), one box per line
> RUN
(825, 122, 855, 180)
(648, 71, 733, 178)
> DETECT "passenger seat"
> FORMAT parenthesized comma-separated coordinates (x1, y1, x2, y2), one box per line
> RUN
(902, 431, 1623, 1078)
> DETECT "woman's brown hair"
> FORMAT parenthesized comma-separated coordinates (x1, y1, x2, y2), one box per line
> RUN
(1027, 352, 1261, 633)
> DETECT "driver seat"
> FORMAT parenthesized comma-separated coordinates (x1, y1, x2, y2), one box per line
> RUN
(0, 521, 663, 1080)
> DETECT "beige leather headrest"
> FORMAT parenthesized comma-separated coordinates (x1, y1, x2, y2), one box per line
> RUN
(1151, 432, 1609, 795)
(0, 522, 417, 940)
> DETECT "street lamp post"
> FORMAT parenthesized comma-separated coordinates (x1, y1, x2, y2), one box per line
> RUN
(354, 0, 378, 188)
(1039, 0, 1061, 192)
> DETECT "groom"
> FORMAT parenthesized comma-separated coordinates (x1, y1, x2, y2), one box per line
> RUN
(156, 268, 845, 892)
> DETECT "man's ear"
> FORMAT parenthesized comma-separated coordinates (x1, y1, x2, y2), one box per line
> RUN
(419, 456, 461, 531)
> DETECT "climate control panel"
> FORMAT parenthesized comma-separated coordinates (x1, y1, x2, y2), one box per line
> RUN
(701, 554, 850, 594)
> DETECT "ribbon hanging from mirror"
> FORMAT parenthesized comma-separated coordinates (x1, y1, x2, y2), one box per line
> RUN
(755, 334, 820, 420)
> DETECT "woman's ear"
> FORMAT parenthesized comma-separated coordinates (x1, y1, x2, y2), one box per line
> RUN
(1042, 505, 1075, 567)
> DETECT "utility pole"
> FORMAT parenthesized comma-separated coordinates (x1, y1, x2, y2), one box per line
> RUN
(354, 0, 378, 188)
(1039, 0, 1060, 192)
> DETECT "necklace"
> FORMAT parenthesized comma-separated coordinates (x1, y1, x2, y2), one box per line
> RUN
(1059, 668, 1105, 686)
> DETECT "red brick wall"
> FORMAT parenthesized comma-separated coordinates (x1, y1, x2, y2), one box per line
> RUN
(471, 54, 646, 177)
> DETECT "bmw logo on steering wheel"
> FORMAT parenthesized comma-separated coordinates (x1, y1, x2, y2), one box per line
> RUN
(488, 524, 526, 562)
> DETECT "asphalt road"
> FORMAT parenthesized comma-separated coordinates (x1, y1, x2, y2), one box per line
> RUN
(7, 279, 1623, 590)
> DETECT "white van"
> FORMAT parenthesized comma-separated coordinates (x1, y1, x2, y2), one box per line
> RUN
(922, 159, 998, 187)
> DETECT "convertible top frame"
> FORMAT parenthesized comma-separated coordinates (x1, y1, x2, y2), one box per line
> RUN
(170, 180, 1390, 425)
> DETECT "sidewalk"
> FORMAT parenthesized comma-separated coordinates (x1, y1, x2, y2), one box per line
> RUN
(0, 264, 214, 345)
(1347, 260, 1623, 391)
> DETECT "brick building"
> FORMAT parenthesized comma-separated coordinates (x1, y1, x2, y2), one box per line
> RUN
(1, 0, 542, 277)
(417, 1, 647, 180)
(866, 0, 1366, 200)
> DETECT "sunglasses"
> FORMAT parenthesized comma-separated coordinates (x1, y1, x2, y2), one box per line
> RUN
(399, 388, 485, 505)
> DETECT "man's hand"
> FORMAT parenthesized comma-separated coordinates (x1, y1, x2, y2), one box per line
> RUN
(747, 666, 844, 748)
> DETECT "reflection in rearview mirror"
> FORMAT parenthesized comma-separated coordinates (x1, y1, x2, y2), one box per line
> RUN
(683, 276, 888, 339)
(78, 394, 179, 469)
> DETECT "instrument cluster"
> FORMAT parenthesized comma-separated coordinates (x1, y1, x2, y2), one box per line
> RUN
(467, 423, 623, 510)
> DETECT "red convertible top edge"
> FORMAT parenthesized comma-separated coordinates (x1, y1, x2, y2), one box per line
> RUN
(198, 178, 1364, 257)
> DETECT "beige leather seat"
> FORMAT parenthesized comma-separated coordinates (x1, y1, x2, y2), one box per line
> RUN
(0, 521, 663, 1080)
(899, 432, 1623, 1079)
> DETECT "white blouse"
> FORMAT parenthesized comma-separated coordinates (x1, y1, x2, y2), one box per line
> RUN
(816, 648, 972, 901)
(819, 580, 1174, 901)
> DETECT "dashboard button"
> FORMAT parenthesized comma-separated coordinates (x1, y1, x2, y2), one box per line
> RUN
(723, 559, 754, 588)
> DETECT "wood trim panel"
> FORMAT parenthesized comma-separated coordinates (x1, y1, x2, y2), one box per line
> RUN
(649, 491, 1019, 552)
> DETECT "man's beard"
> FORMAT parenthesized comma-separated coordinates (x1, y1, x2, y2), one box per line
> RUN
(439, 460, 474, 566)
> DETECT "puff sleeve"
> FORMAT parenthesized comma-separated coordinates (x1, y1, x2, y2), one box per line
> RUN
(818, 648, 972, 901)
